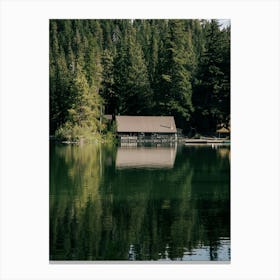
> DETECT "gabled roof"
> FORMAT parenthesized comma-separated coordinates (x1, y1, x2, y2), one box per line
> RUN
(116, 116, 177, 133)
(216, 127, 230, 133)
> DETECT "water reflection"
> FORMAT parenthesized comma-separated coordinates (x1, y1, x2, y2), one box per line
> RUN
(50, 143, 230, 261)
(116, 146, 177, 169)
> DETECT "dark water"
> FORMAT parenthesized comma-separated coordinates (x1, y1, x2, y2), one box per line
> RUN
(50, 143, 230, 261)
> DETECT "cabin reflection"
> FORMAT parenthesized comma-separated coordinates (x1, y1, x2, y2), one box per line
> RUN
(116, 145, 177, 169)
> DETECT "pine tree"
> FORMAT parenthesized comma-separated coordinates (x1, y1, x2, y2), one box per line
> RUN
(50, 20, 104, 141)
(113, 29, 129, 115)
(154, 20, 194, 130)
(147, 21, 159, 94)
(192, 20, 230, 132)
(50, 20, 72, 134)
(100, 49, 116, 115)
(125, 26, 153, 114)
(168, 20, 194, 129)
(55, 64, 103, 141)
(153, 20, 171, 114)
(113, 21, 152, 115)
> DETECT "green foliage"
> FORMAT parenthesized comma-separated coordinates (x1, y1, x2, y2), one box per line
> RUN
(153, 20, 196, 131)
(168, 20, 195, 129)
(50, 19, 230, 138)
(54, 123, 100, 142)
(100, 49, 116, 115)
(192, 20, 230, 133)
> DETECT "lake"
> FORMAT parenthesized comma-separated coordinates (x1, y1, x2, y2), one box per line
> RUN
(50, 143, 230, 261)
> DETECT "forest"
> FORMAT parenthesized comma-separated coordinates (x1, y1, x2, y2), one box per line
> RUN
(50, 19, 230, 141)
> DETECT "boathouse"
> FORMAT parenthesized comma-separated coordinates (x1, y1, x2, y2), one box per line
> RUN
(116, 116, 177, 142)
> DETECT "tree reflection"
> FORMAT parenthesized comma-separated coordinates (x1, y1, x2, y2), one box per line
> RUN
(50, 144, 230, 261)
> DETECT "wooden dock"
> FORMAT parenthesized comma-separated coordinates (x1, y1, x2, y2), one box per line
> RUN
(185, 138, 230, 144)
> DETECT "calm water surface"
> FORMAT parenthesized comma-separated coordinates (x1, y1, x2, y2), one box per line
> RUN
(50, 143, 230, 261)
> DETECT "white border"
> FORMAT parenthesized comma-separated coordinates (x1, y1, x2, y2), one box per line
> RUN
(1, 0, 279, 279)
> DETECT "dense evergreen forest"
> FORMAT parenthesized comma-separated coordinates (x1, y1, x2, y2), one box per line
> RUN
(50, 19, 230, 141)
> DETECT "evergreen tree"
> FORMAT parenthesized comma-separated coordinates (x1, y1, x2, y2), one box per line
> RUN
(192, 20, 230, 133)
(50, 20, 104, 141)
(125, 26, 153, 114)
(50, 21, 72, 134)
(147, 20, 159, 94)
(154, 20, 194, 130)
(168, 20, 194, 129)
(153, 20, 171, 114)
(100, 49, 116, 115)
(112, 29, 129, 115)
(113, 21, 152, 115)
(55, 64, 103, 141)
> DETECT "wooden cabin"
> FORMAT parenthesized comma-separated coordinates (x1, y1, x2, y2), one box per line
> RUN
(116, 116, 177, 142)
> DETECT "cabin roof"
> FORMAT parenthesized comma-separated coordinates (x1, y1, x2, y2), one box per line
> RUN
(216, 127, 230, 133)
(116, 116, 177, 133)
